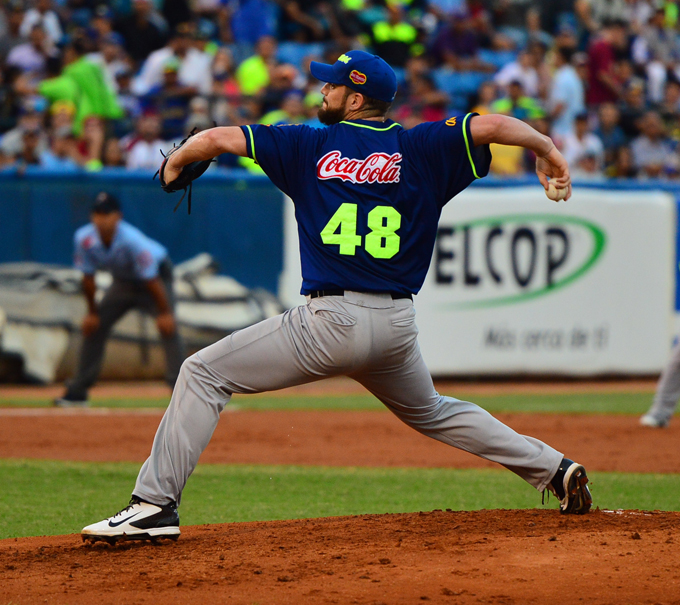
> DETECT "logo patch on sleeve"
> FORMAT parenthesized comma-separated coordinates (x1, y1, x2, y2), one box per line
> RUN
(445, 117, 457, 126)
(349, 70, 367, 85)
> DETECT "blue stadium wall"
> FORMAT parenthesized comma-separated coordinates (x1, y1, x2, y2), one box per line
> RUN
(2, 169, 680, 308)
(0, 168, 284, 293)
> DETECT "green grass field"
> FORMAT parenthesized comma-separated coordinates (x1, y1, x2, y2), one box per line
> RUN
(0, 391, 656, 414)
(1, 389, 675, 540)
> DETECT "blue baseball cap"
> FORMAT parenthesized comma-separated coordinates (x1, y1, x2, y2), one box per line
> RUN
(310, 50, 397, 103)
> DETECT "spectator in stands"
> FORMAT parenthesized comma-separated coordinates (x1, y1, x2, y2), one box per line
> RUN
(102, 137, 126, 167)
(236, 35, 278, 96)
(548, 46, 585, 139)
(212, 47, 240, 100)
(561, 111, 605, 169)
(140, 57, 194, 140)
(48, 98, 76, 133)
(260, 63, 301, 114)
(15, 124, 42, 166)
(370, 3, 422, 68)
(395, 73, 448, 123)
(0, 66, 21, 134)
(220, 0, 279, 48)
(631, 6, 680, 104)
(39, 127, 81, 171)
(491, 79, 544, 121)
(0, 97, 48, 161)
(20, 0, 62, 46)
(74, 115, 106, 171)
(606, 144, 637, 178)
(471, 80, 497, 115)
(115, 0, 168, 67)
(260, 90, 306, 125)
(90, 4, 115, 44)
(430, 10, 495, 72)
(494, 48, 540, 98)
(618, 77, 648, 140)
(6, 23, 55, 83)
(133, 23, 212, 97)
(630, 109, 679, 178)
(279, 0, 339, 43)
(36, 37, 123, 137)
(125, 112, 168, 170)
(571, 149, 606, 179)
(657, 79, 680, 142)
(586, 18, 628, 106)
(575, 0, 630, 44)
(0, 1, 28, 63)
(87, 32, 130, 94)
(594, 102, 627, 167)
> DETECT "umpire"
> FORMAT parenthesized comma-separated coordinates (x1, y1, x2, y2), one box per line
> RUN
(55, 192, 185, 406)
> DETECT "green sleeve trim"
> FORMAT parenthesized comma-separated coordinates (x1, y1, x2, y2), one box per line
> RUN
(462, 113, 481, 179)
(340, 121, 401, 132)
(245, 124, 257, 164)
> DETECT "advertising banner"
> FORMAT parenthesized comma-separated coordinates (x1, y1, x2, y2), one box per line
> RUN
(279, 187, 676, 375)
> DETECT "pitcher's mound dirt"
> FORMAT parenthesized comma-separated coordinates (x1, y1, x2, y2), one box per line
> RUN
(1, 509, 679, 604)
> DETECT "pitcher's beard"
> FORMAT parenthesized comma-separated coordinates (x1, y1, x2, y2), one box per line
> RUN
(318, 90, 351, 125)
(318, 104, 346, 125)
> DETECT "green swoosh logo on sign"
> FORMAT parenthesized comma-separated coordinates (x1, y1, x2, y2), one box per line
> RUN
(438, 214, 607, 310)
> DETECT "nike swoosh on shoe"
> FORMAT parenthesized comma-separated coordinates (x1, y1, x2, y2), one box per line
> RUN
(108, 512, 142, 527)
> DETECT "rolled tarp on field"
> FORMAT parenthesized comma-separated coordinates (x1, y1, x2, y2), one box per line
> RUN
(0, 254, 283, 383)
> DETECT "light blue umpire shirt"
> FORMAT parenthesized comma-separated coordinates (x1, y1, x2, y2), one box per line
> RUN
(74, 220, 168, 281)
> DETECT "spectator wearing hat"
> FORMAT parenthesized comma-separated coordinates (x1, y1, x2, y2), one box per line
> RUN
(140, 57, 194, 140)
(494, 48, 541, 99)
(55, 192, 185, 407)
(132, 22, 213, 97)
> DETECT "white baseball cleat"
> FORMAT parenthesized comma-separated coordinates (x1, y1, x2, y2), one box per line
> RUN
(639, 414, 668, 428)
(81, 496, 180, 544)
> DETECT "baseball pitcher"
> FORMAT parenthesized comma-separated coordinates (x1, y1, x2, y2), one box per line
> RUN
(82, 51, 590, 543)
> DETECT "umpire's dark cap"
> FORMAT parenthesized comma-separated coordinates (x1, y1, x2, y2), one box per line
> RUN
(92, 192, 121, 214)
(310, 50, 397, 103)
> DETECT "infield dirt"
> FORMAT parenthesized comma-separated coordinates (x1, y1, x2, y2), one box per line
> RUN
(2, 378, 679, 604)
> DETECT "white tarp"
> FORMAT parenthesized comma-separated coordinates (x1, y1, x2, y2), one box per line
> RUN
(279, 188, 676, 375)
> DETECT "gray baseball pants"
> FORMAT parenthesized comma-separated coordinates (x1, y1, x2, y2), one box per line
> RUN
(133, 291, 563, 506)
(645, 341, 680, 425)
(66, 260, 184, 400)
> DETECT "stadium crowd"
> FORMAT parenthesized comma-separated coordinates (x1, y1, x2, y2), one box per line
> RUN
(1, 0, 680, 178)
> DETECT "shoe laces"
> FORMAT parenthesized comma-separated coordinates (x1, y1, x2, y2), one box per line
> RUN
(110, 496, 142, 519)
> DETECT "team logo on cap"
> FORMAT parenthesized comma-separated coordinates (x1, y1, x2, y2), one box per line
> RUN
(349, 70, 367, 85)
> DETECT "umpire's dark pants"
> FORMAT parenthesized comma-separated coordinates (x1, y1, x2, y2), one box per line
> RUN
(66, 259, 185, 400)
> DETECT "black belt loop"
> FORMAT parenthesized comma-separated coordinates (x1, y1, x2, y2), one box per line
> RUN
(309, 289, 412, 301)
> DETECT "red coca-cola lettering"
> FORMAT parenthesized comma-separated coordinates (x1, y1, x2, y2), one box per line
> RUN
(317, 150, 402, 184)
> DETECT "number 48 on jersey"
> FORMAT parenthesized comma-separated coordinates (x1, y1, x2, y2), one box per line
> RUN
(320, 203, 402, 259)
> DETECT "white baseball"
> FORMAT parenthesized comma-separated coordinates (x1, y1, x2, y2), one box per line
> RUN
(546, 182, 567, 202)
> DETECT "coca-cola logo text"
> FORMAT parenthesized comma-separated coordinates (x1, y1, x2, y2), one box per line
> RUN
(317, 150, 402, 184)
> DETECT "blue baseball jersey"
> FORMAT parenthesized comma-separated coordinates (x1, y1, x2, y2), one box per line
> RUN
(74, 220, 168, 281)
(241, 114, 491, 295)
